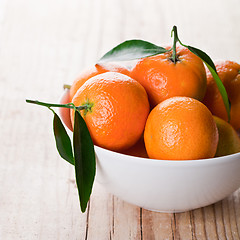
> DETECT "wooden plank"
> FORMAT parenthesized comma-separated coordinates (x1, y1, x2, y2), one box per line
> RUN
(84, 184, 113, 239)
(174, 212, 194, 240)
(111, 197, 142, 240)
(142, 210, 173, 240)
(221, 196, 240, 240)
(190, 209, 206, 240)
(0, 0, 240, 239)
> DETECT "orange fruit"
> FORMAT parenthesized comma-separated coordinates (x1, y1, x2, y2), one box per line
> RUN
(71, 72, 150, 151)
(144, 97, 219, 160)
(214, 116, 240, 157)
(59, 88, 73, 131)
(131, 46, 207, 107)
(69, 63, 131, 100)
(203, 60, 240, 130)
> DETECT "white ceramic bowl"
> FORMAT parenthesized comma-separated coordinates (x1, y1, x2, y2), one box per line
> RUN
(59, 91, 240, 212)
(95, 146, 240, 213)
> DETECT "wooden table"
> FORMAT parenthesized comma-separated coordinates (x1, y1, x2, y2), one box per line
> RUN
(1, 0, 240, 239)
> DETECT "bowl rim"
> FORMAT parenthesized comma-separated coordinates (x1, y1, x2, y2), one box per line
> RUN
(59, 91, 240, 166)
(95, 145, 240, 166)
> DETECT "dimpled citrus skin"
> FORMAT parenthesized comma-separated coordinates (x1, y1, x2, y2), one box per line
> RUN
(69, 63, 131, 100)
(131, 46, 207, 107)
(214, 116, 240, 157)
(144, 97, 219, 160)
(71, 72, 150, 151)
(203, 60, 240, 130)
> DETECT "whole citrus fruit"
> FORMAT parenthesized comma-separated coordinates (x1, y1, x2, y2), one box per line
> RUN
(59, 88, 73, 131)
(69, 63, 130, 100)
(131, 46, 207, 107)
(71, 72, 150, 151)
(144, 97, 219, 160)
(203, 60, 240, 130)
(214, 116, 240, 157)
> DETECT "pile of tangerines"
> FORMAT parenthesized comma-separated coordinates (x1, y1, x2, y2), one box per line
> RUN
(60, 46, 240, 161)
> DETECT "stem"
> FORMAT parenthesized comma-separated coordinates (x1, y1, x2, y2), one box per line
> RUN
(26, 99, 87, 111)
(170, 26, 187, 63)
(63, 84, 71, 90)
(171, 26, 178, 64)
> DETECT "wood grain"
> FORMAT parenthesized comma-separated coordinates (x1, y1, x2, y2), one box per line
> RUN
(0, 0, 240, 239)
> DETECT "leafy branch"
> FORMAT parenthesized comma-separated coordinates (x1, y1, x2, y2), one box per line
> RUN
(98, 26, 231, 121)
(26, 99, 95, 213)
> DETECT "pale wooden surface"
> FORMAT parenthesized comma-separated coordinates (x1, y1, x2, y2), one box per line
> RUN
(0, 0, 240, 239)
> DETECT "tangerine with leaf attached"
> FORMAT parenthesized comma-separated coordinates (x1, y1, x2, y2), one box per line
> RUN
(203, 60, 240, 130)
(131, 46, 207, 107)
(71, 72, 150, 151)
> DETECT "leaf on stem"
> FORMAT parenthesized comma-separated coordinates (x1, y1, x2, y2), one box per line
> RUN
(98, 39, 168, 63)
(53, 112, 74, 165)
(73, 110, 96, 213)
(187, 46, 231, 121)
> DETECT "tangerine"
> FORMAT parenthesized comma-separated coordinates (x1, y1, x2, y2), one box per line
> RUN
(203, 60, 240, 130)
(71, 72, 150, 151)
(59, 88, 73, 131)
(144, 97, 219, 160)
(131, 46, 207, 107)
(214, 116, 240, 157)
(69, 63, 131, 100)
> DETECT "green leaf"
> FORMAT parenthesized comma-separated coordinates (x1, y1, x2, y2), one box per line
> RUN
(187, 46, 217, 71)
(187, 46, 231, 121)
(53, 112, 74, 165)
(98, 39, 168, 63)
(73, 110, 96, 213)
